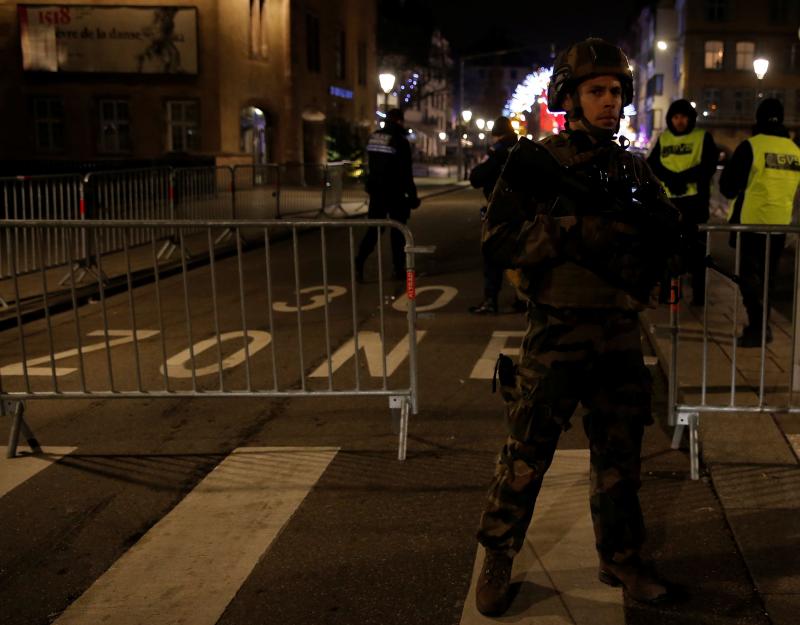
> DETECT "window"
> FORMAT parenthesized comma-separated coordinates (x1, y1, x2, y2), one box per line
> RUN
(334, 29, 346, 80)
(761, 89, 785, 104)
(98, 99, 131, 153)
(704, 41, 724, 70)
(249, 0, 268, 59)
(735, 42, 755, 71)
(704, 0, 729, 21)
(733, 89, 755, 118)
(770, 0, 789, 22)
(305, 13, 320, 73)
(357, 41, 367, 86)
(32, 96, 64, 152)
(789, 43, 800, 74)
(166, 100, 199, 152)
(646, 74, 664, 97)
(702, 88, 721, 116)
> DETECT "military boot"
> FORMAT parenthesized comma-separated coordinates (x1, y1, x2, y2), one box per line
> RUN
(468, 298, 498, 315)
(598, 556, 670, 604)
(476, 551, 513, 616)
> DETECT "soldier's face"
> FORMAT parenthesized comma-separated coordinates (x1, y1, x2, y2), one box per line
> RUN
(565, 76, 623, 129)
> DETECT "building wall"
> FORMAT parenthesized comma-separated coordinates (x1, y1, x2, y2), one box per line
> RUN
(678, 0, 800, 153)
(631, 0, 680, 144)
(290, 0, 377, 164)
(0, 0, 376, 167)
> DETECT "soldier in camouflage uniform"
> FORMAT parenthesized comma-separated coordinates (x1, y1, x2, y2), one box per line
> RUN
(474, 39, 682, 616)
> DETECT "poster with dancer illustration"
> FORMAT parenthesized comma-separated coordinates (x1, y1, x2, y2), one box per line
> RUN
(19, 5, 198, 74)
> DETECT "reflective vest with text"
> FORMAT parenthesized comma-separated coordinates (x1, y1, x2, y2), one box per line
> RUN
(734, 134, 800, 225)
(657, 128, 706, 198)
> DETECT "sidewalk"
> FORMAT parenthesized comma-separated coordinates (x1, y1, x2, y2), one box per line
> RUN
(641, 274, 800, 625)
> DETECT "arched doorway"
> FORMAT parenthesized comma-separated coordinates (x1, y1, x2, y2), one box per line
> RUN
(301, 109, 326, 165)
(240, 106, 270, 164)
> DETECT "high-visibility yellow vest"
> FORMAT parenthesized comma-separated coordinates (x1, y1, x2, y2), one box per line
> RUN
(733, 134, 800, 225)
(657, 128, 706, 198)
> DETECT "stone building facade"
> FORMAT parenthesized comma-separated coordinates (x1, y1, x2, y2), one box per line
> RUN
(0, 0, 377, 169)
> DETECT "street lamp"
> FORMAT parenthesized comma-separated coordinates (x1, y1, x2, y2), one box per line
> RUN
(379, 72, 396, 112)
(475, 118, 486, 130)
(462, 109, 473, 123)
(753, 58, 769, 80)
(438, 131, 447, 141)
(656, 40, 669, 51)
(486, 120, 495, 131)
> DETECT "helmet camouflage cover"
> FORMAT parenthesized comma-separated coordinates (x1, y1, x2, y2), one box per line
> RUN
(547, 38, 634, 112)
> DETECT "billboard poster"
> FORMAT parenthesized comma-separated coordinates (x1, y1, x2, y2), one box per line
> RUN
(19, 5, 198, 74)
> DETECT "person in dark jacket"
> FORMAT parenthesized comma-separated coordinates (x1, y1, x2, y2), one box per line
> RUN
(647, 99, 718, 305)
(468, 116, 521, 314)
(720, 98, 800, 347)
(355, 108, 420, 282)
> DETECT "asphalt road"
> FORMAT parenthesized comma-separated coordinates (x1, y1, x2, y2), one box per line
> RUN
(0, 188, 770, 625)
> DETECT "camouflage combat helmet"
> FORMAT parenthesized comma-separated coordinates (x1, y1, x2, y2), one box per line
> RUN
(547, 38, 634, 113)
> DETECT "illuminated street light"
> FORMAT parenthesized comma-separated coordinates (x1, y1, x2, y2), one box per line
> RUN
(378, 72, 396, 114)
(656, 40, 668, 51)
(438, 131, 447, 141)
(478, 132, 485, 140)
(462, 109, 473, 123)
(753, 58, 769, 80)
(475, 118, 486, 130)
(486, 120, 495, 131)
(462, 133, 468, 139)
(379, 72, 396, 94)
(690, 101, 697, 108)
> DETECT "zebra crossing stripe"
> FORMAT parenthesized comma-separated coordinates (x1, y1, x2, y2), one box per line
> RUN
(460, 450, 625, 624)
(52, 446, 338, 625)
(0, 447, 77, 499)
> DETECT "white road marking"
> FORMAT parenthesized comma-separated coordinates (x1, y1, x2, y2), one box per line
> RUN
(309, 330, 426, 378)
(160, 330, 271, 378)
(0, 330, 159, 377)
(460, 450, 625, 624)
(392, 285, 458, 312)
(52, 446, 338, 625)
(273, 285, 347, 312)
(470, 331, 524, 380)
(0, 447, 77, 498)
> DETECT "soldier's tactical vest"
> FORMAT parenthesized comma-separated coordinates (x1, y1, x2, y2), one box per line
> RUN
(732, 134, 800, 225)
(657, 128, 705, 198)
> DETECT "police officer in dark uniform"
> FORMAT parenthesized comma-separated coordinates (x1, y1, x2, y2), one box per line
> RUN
(355, 108, 420, 282)
(468, 116, 522, 314)
(474, 39, 682, 616)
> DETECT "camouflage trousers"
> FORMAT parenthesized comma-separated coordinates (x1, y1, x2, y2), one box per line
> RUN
(477, 305, 652, 562)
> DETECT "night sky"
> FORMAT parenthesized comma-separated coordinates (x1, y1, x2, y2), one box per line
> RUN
(381, 0, 643, 63)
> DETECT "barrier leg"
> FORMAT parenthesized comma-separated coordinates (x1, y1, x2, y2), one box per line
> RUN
(670, 424, 685, 449)
(5, 400, 40, 459)
(688, 413, 700, 481)
(390, 395, 410, 461)
(676, 410, 700, 480)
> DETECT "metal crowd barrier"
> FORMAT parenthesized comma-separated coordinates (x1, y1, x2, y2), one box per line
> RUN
(1, 174, 84, 281)
(0, 218, 426, 461)
(0, 164, 366, 308)
(668, 223, 800, 479)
